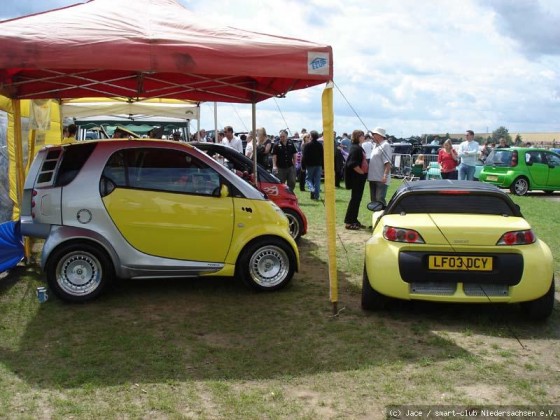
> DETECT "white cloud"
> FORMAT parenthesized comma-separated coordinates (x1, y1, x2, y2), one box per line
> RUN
(0, 0, 558, 137)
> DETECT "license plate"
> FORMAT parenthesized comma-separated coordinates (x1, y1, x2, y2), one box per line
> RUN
(486, 175, 498, 181)
(428, 255, 493, 271)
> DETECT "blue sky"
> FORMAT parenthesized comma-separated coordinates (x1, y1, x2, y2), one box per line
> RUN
(1, 0, 559, 138)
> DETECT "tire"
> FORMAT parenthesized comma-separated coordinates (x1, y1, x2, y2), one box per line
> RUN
(237, 238, 295, 291)
(46, 242, 113, 302)
(282, 208, 303, 242)
(510, 176, 529, 196)
(361, 266, 389, 311)
(520, 279, 555, 321)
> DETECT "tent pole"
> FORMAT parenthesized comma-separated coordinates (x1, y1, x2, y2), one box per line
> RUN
(196, 104, 200, 140)
(12, 99, 24, 208)
(12, 99, 31, 261)
(214, 102, 218, 143)
(252, 103, 257, 184)
(321, 83, 339, 316)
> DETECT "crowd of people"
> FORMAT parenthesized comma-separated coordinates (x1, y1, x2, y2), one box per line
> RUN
(67, 121, 531, 231)
(181, 124, 397, 231)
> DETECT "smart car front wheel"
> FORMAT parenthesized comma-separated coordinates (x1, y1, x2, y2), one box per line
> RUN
(46, 242, 113, 302)
(237, 238, 295, 291)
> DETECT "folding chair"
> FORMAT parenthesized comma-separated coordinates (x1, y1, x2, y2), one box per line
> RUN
(403, 164, 426, 181)
(426, 162, 442, 180)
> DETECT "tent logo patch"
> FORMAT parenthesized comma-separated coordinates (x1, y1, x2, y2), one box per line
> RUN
(308, 52, 329, 75)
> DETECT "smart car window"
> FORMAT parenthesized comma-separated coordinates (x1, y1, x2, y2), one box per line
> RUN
(485, 150, 511, 166)
(102, 151, 127, 186)
(390, 194, 516, 216)
(526, 151, 543, 164)
(55, 142, 97, 186)
(129, 148, 221, 196)
(546, 153, 560, 166)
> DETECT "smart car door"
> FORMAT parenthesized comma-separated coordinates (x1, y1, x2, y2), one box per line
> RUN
(101, 148, 234, 262)
(544, 152, 560, 188)
(525, 151, 548, 187)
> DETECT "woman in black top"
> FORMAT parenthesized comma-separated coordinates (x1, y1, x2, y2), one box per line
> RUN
(255, 127, 272, 170)
(343, 130, 368, 229)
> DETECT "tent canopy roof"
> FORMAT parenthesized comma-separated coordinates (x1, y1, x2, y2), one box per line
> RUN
(61, 97, 199, 120)
(0, 0, 332, 103)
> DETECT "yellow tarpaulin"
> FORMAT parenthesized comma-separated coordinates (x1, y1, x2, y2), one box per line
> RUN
(0, 96, 63, 221)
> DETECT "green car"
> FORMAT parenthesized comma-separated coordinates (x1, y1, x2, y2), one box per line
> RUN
(479, 147, 560, 196)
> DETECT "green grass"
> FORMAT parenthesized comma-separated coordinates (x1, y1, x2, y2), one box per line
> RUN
(0, 180, 558, 418)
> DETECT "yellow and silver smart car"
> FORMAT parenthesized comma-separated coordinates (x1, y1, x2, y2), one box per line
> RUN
(21, 140, 299, 302)
(363, 181, 555, 320)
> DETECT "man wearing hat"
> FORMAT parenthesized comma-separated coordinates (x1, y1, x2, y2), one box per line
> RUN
(457, 130, 479, 180)
(367, 127, 392, 208)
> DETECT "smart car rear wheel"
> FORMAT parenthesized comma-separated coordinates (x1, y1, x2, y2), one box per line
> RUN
(283, 208, 303, 242)
(520, 279, 555, 321)
(46, 242, 113, 302)
(237, 238, 295, 291)
(510, 177, 529, 196)
(361, 266, 389, 311)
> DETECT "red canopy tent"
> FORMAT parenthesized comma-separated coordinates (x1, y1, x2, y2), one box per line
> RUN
(0, 0, 340, 312)
(0, 0, 332, 102)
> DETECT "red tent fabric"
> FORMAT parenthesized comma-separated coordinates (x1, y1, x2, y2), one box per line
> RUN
(0, 0, 332, 103)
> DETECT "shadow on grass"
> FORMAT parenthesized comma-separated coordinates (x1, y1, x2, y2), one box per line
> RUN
(0, 241, 558, 390)
(0, 265, 40, 295)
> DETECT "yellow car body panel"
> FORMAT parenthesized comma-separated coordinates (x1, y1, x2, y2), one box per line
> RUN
(103, 188, 299, 270)
(224, 198, 299, 267)
(103, 188, 234, 261)
(377, 213, 531, 246)
(366, 214, 554, 303)
(203, 199, 300, 275)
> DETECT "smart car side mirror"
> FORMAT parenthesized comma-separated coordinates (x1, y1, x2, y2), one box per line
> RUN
(220, 184, 229, 198)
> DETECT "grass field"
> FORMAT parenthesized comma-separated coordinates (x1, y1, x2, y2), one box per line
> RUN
(0, 180, 558, 419)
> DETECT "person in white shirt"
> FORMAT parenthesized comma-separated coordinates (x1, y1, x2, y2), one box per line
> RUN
(361, 132, 373, 163)
(458, 130, 480, 180)
(221, 126, 243, 153)
(197, 129, 208, 142)
(367, 127, 392, 208)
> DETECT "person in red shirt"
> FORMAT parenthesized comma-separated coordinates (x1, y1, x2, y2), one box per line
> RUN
(438, 139, 459, 179)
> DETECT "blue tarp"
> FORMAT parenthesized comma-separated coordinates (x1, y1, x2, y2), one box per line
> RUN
(0, 221, 24, 272)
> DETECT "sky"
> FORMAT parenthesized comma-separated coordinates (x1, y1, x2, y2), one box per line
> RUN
(1, 0, 559, 138)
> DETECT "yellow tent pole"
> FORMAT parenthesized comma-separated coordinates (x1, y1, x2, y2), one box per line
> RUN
(322, 82, 338, 314)
(11, 99, 31, 260)
(12, 99, 24, 211)
(23, 130, 37, 262)
(27, 130, 36, 173)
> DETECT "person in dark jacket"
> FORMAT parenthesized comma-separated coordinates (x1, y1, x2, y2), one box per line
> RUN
(301, 130, 324, 200)
(343, 130, 368, 229)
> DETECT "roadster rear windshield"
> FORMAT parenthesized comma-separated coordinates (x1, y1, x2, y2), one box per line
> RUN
(389, 193, 517, 216)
